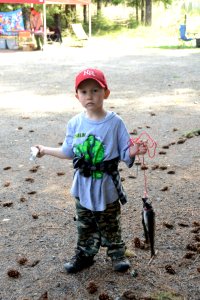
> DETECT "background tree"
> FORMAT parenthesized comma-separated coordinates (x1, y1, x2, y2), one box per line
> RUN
(126, 0, 173, 26)
(145, 0, 172, 25)
(83, 5, 87, 23)
(97, 0, 102, 15)
(141, 0, 145, 24)
(145, 0, 152, 25)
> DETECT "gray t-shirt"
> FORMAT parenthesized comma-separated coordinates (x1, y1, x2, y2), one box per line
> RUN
(61, 111, 133, 211)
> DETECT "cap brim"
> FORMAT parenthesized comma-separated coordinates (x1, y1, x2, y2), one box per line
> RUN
(76, 77, 107, 90)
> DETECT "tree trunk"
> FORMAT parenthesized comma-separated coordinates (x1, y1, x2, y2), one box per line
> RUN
(22, 7, 30, 30)
(65, 5, 70, 28)
(83, 5, 87, 24)
(141, 0, 145, 24)
(97, 0, 102, 16)
(65, 5, 76, 28)
(145, 0, 152, 26)
(54, 13, 61, 30)
(135, 0, 139, 24)
(70, 5, 76, 23)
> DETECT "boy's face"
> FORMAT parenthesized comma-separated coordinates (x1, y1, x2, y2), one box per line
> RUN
(75, 79, 110, 113)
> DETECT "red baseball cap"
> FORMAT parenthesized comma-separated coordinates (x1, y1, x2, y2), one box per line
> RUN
(75, 68, 108, 91)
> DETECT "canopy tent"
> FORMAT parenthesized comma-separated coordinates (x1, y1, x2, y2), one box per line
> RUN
(0, 0, 44, 3)
(0, 0, 92, 43)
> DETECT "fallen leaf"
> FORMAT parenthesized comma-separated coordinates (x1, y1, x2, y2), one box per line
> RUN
(3, 166, 11, 170)
(165, 264, 176, 274)
(86, 281, 98, 294)
(3, 202, 13, 207)
(7, 269, 21, 278)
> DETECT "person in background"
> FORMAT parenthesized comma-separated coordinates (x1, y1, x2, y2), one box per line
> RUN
(47, 26, 62, 43)
(34, 68, 147, 274)
(30, 7, 43, 50)
(53, 27, 62, 43)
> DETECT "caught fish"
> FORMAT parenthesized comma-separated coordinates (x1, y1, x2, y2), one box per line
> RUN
(142, 197, 155, 257)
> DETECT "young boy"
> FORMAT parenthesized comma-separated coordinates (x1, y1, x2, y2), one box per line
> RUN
(35, 68, 147, 273)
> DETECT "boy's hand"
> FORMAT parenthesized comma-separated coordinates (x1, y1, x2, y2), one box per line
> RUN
(129, 141, 148, 157)
(34, 145, 45, 157)
(32, 145, 68, 159)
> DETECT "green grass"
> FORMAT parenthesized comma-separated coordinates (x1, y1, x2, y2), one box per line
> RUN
(153, 291, 184, 300)
(148, 45, 198, 49)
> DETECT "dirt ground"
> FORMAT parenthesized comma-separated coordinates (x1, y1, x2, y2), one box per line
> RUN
(0, 38, 200, 300)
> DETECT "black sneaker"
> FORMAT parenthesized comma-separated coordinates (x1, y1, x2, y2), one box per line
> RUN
(112, 257, 130, 272)
(64, 252, 94, 273)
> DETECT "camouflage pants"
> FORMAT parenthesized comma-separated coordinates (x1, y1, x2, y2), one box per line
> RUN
(75, 198, 126, 259)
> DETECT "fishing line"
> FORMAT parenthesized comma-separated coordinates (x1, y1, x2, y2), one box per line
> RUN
(128, 131, 157, 197)
(128, 132, 158, 261)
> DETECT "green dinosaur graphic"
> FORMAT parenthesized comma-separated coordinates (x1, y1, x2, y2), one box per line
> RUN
(74, 134, 104, 179)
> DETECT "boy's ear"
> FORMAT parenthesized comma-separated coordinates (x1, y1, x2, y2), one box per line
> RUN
(75, 93, 79, 100)
(104, 89, 110, 99)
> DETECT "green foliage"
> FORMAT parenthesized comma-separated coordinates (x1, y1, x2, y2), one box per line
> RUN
(0, 4, 22, 11)
(103, 0, 126, 5)
(45, 6, 79, 31)
(64, 9, 79, 26)
(181, 1, 200, 15)
(47, 5, 62, 15)
(154, 45, 197, 49)
(111, 0, 125, 5)
(88, 13, 138, 36)
(154, 0, 173, 8)
(126, 0, 173, 9)
(126, 0, 140, 8)
(46, 15, 55, 30)
(153, 291, 184, 300)
(127, 13, 138, 28)
(91, 13, 129, 35)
